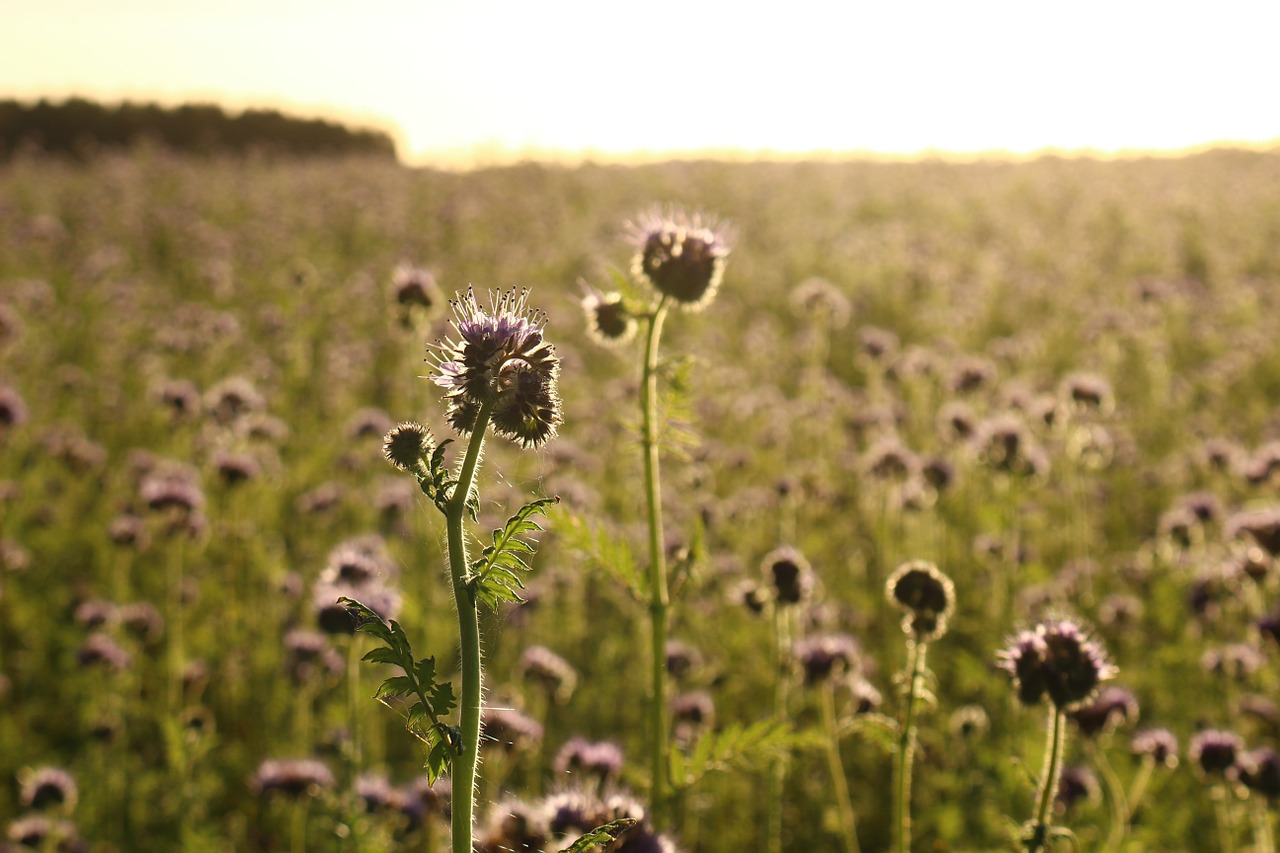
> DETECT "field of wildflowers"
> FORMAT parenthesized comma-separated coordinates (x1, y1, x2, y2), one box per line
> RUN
(3, 147, 1280, 851)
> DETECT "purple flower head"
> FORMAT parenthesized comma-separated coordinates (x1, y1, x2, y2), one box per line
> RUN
(1131, 728, 1179, 767)
(1055, 765, 1100, 813)
(552, 737, 625, 783)
(630, 207, 731, 310)
(1189, 729, 1244, 779)
(1239, 747, 1280, 799)
(518, 645, 578, 701)
(580, 283, 636, 345)
(998, 619, 1115, 710)
(793, 633, 861, 686)
(432, 287, 561, 448)
(252, 758, 336, 798)
(20, 767, 78, 812)
(761, 546, 813, 606)
(886, 559, 956, 641)
(355, 772, 404, 813)
(1068, 686, 1139, 738)
(481, 706, 543, 753)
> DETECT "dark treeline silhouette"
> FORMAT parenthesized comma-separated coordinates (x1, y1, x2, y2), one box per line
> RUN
(0, 97, 398, 161)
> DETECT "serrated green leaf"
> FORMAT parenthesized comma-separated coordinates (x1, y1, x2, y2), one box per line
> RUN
(375, 675, 416, 700)
(340, 597, 394, 643)
(563, 818, 640, 852)
(470, 496, 558, 610)
(361, 647, 402, 666)
(429, 681, 457, 716)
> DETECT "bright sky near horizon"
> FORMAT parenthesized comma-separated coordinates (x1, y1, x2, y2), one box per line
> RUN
(4, 0, 1279, 166)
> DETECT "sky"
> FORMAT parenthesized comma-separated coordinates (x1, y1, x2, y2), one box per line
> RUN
(4, 0, 1279, 167)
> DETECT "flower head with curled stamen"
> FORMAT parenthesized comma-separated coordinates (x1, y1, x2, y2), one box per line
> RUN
(630, 207, 731, 310)
(431, 287, 561, 448)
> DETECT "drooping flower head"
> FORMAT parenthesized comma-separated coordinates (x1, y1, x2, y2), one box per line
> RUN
(1189, 729, 1243, 780)
(432, 287, 561, 449)
(630, 207, 731, 310)
(886, 559, 956, 641)
(580, 282, 636, 345)
(997, 618, 1115, 710)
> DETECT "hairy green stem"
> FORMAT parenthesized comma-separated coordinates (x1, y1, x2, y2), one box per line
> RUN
(446, 400, 494, 853)
(643, 296, 672, 827)
(767, 607, 794, 853)
(895, 640, 927, 853)
(820, 680, 862, 853)
(1030, 705, 1067, 853)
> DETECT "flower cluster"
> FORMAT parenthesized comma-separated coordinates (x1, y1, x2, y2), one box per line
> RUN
(998, 619, 1115, 709)
(631, 208, 731, 310)
(432, 287, 561, 448)
(886, 560, 956, 641)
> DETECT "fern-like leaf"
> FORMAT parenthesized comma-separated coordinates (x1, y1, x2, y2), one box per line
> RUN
(469, 496, 558, 609)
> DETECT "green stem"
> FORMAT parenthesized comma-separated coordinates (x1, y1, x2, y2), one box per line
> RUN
(1252, 796, 1275, 853)
(895, 640, 927, 853)
(1086, 740, 1130, 852)
(1030, 705, 1067, 853)
(767, 607, 794, 853)
(1214, 783, 1237, 853)
(1126, 758, 1154, 820)
(643, 296, 672, 827)
(820, 680, 862, 853)
(446, 400, 494, 853)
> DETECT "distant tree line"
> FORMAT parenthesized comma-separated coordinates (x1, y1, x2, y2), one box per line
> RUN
(0, 97, 398, 161)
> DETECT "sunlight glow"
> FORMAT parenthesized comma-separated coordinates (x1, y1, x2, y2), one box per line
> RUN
(4, 0, 1278, 166)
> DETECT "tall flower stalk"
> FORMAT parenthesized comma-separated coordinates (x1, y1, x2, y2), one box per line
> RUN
(998, 618, 1116, 853)
(346, 287, 562, 853)
(886, 560, 955, 853)
(620, 207, 730, 828)
(641, 293, 673, 824)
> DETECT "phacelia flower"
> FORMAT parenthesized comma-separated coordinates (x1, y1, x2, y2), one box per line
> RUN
(252, 758, 336, 798)
(886, 560, 956, 641)
(630, 208, 730, 310)
(19, 767, 78, 812)
(1189, 729, 1243, 779)
(481, 706, 544, 753)
(1068, 686, 1139, 738)
(997, 619, 1115, 710)
(580, 284, 636, 345)
(1239, 747, 1280, 798)
(552, 737, 625, 783)
(390, 263, 442, 310)
(761, 546, 813, 606)
(432, 287, 561, 449)
(518, 645, 578, 702)
(1130, 728, 1179, 767)
(793, 633, 861, 686)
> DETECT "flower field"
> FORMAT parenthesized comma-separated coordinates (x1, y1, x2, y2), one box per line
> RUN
(3, 147, 1280, 851)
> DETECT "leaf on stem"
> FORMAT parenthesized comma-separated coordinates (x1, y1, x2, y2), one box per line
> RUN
(468, 496, 558, 609)
(562, 818, 641, 852)
(340, 596, 459, 782)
